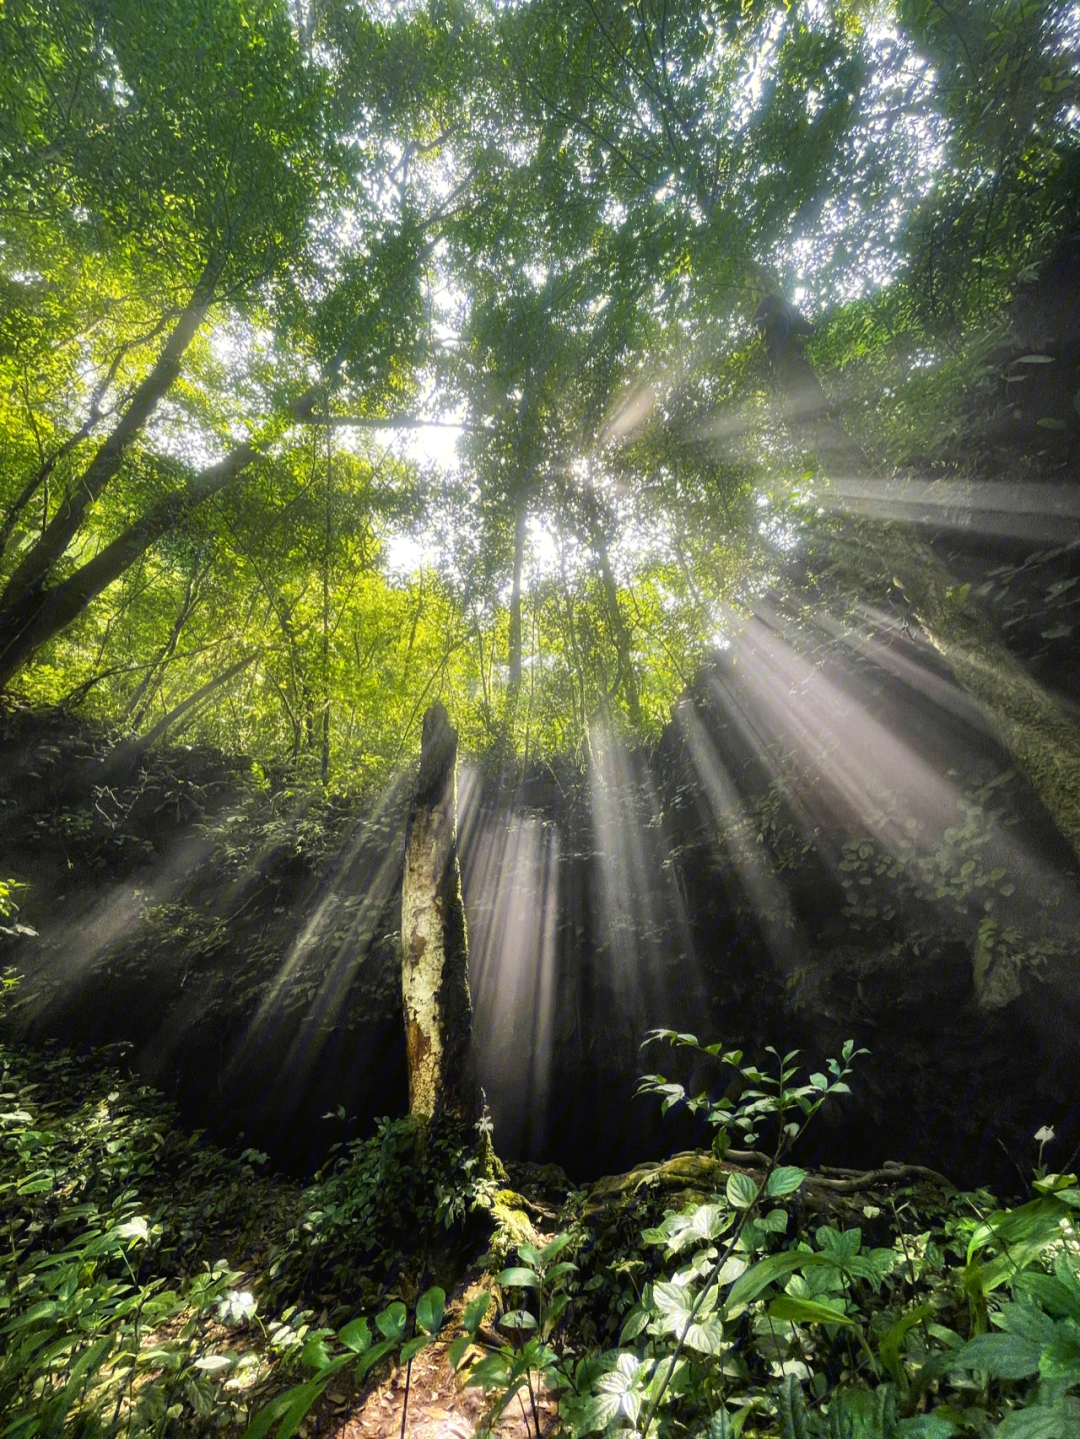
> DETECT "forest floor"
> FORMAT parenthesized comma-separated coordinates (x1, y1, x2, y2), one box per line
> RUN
(5, 1023, 1075, 1439)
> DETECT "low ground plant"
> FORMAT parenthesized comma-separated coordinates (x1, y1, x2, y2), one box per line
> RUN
(451, 1033, 1080, 1439)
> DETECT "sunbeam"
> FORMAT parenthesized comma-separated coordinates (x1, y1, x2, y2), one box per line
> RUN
(458, 768, 560, 1155)
(821, 476, 1080, 543)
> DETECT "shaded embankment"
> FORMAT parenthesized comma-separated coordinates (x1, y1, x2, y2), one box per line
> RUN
(2, 586, 1079, 1186)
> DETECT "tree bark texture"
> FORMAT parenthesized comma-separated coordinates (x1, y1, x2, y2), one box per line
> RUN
(400, 702, 478, 1123)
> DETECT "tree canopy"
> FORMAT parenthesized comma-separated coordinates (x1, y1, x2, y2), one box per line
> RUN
(1, 0, 1078, 785)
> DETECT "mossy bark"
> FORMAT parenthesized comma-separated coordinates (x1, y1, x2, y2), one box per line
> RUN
(400, 701, 479, 1123)
(763, 305, 1080, 869)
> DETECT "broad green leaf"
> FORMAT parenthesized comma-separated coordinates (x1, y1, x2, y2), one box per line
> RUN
(817, 1225, 862, 1261)
(241, 1379, 325, 1439)
(463, 1293, 491, 1334)
(683, 1318, 727, 1355)
(880, 1304, 934, 1380)
(995, 1398, 1080, 1438)
(766, 1166, 806, 1198)
(951, 1332, 1041, 1378)
(966, 1197, 1066, 1277)
(374, 1302, 407, 1342)
(726, 1172, 758, 1209)
(498, 1309, 537, 1331)
(416, 1286, 445, 1335)
(725, 1251, 833, 1311)
(758, 1208, 790, 1233)
(355, 1340, 395, 1380)
(541, 1233, 574, 1263)
(337, 1317, 371, 1354)
(768, 1295, 854, 1327)
(299, 1338, 331, 1371)
(447, 1334, 473, 1370)
(546, 1261, 578, 1283)
(1039, 1319, 1080, 1380)
(895, 1418, 957, 1438)
(194, 1354, 234, 1372)
(496, 1267, 540, 1288)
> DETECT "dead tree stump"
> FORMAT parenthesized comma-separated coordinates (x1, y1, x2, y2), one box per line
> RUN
(400, 701, 478, 1124)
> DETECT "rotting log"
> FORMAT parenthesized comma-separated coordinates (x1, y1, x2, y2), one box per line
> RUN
(400, 701, 478, 1124)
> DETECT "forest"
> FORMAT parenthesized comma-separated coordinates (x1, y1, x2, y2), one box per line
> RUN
(2, 0, 1080, 1435)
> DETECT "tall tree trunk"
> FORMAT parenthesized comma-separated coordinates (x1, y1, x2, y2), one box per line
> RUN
(136, 653, 258, 749)
(761, 294, 1080, 866)
(400, 701, 478, 1123)
(835, 516, 1080, 864)
(0, 383, 322, 689)
(507, 506, 528, 702)
(597, 540, 642, 726)
(0, 260, 220, 618)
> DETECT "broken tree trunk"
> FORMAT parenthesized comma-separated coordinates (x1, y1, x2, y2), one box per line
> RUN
(400, 701, 478, 1124)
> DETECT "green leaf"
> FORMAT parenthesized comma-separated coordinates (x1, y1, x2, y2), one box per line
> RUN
(498, 1309, 538, 1331)
(355, 1340, 395, 1381)
(465, 1352, 513, 1391)
(337, 1317, 371, 1354)
(448, 1334, 473, 1370)
(726, 1172, 759, 1209)
(880, 1305, 934, 1380)
(725, 1251, 833, 1311)
(951, 1332, 1041, 1378)
(541, 1233, 574, 1264)
(766, 1166, 807, 1198)
(768, 1294, 854, 1327)
(546, 1261, 578, 1283)
(496, 1267, 540, 1289)
(462, 1293, 491, 1335)
(416, 1286, 445, 1335)
(994, 1399, 1080, 1438)
(1039, 1319, 1080, 1380)
(758, 1208, 790, 1233)
(683, 1318, 727, 1355)
(817, 1225, 862, 1262)
(541, 1292, 572, 1331)
(299, 1338, 331, 1371)
(240, 1392, 296, 1439)
(194, 1353, 234, 1372)
(374, 1302, 407, 1342)
(400, 1335, 431, 1363)
(619, 1308, 649, 1344)
(894, 1418, 957, 1438)
(241, 1379, 325, 1439)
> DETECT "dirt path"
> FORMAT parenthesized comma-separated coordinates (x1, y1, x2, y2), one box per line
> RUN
(326, 1279, 559, 1439)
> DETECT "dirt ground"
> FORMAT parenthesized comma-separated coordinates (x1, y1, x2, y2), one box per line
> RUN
(325, 1281, 559, 1439)
(330, 1338, 557, 1439)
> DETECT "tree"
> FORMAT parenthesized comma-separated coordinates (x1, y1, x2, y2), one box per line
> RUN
(0, 0, 427, 688)
(400, 701, 477, 1123)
